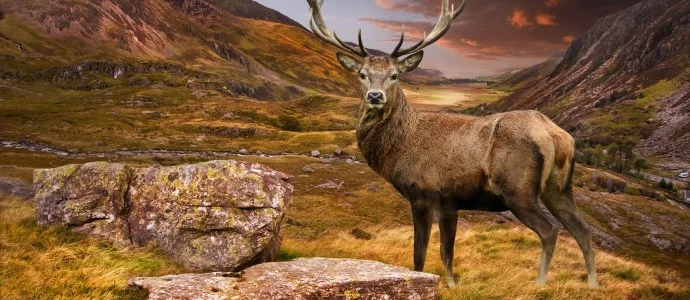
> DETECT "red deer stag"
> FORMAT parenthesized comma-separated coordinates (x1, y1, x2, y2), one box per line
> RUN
(306, 0, 598, 288)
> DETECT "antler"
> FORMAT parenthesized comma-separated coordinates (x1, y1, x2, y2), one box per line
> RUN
(390, 0, 467, 58)
(307, 0, 368, 57)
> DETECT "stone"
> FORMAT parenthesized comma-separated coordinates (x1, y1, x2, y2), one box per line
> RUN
(318, 158, 336, 164)
(129, 258, 439, 300)
(238, 149, 249, 155)
(0, 177, 33, 200)
(334, 148, 343, 156)
(34, 160, 294, 272)
(301, 165, 315, 173)
(310, 150, 321, 157)
(34, 162, 131, 245)
(316, 180, 343, 190)
(127, 161, 293, 271)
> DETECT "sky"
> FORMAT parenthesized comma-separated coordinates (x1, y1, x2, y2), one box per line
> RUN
(254, 0, 642, 78)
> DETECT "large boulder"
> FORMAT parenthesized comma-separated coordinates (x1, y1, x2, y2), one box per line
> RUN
(34, 160, 293, 271)
(0, 176, 33, 200)
(127, 160, 293, 271)
(129, 258, 440, 300)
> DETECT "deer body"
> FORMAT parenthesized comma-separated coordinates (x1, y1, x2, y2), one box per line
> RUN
(307, 0, 598, 289)
(359, 88, 570, 213)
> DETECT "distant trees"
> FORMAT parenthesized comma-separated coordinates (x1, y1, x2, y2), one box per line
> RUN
(634, 159, 648, 171)
(576, 142, 640, 174)
(659, 179, 674, 190)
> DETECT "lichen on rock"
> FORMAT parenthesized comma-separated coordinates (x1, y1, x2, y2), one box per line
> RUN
(34, 160, 294, 271)
(129, 258, 440, 300)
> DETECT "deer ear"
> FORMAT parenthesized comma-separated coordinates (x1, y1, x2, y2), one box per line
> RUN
(397, 51, 424, 73)
(336, 52, 362, 72)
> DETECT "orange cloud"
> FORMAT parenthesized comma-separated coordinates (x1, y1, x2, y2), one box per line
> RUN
(563, 35, 575, 43)
(535, 14, 557, 26)
(461, 39, 479, 47)
(545, 0, 565, 8)
(374, 0, 402, 10)
(508, 9, 533, 29)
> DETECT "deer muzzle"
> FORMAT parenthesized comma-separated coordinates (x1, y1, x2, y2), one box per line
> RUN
(366, 90, 386, 108)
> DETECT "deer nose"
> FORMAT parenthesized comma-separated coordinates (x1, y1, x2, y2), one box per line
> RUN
(367, 92, 383, 104)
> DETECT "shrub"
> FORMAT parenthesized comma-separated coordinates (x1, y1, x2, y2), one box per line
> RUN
(275, 249, 303, 261)
(349, 228, 372, 240)
(278, 114, 302, 131)
(659, 179, 668, 189)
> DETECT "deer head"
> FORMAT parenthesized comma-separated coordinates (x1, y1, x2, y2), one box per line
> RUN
(307, 0, 466, 109)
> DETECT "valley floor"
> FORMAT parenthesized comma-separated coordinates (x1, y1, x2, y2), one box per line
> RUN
(1, 84, 689, 299)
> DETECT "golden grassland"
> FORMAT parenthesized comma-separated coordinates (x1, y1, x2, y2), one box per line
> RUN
(0, 197, 181, 300)
(1, 150, 690, 299)
(283, 226, 690, 300)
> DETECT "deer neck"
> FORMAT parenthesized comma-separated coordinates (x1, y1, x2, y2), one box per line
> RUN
(356, 86, 418, 174)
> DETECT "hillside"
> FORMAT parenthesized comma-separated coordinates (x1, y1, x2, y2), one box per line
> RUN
(492, 0, 690, 164)
(490, 51, 565, 91)
(0, 0, 366, 154)
(0, 0, 357, 97)
(203, 0, 306, 29)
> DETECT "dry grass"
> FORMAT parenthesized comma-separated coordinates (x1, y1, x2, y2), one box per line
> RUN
(282, 225, 690, 299)
(0, 197, 181, 300)
(1, 142, 689, 299)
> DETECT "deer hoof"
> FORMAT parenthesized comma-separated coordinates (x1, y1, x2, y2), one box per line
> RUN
(446, 276, 456, 288)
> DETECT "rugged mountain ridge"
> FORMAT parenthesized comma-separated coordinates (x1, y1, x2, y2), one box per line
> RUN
(0, 0, 357, 98)
(492, 0, 690, 162)
(203, 0, 306, 29)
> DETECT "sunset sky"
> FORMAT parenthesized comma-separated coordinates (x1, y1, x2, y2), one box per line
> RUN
(255, 0, 641, 78)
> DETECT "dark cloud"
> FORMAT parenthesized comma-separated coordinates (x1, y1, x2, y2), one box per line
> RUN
(367, 0, 642, 60)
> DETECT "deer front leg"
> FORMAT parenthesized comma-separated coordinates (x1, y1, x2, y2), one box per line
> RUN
(439, 210, 458, 287)
(412, 204, 433, 272)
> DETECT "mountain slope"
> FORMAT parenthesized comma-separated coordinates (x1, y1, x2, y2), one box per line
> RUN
(203, 0, 306, 29)
(492, 0, 690, 161)
(490, 51, 565, 91)
(0, 0, 357, 97)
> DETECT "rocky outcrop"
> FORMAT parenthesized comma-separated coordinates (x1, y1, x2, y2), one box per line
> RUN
(34, 160, 294, 272)
(129, 258, 440, 300)
(0, 177, 33, 200)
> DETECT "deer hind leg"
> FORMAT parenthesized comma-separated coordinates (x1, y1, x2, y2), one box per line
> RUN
(541, 187, 598, 288)
(439, 210, 458, 287)
(505, 195, 558, 287)
(411, 204, 433, 272)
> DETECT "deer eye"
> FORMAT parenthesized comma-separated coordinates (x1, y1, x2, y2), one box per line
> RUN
(359, 73, 366, 80)
(391, 74, 398, 80)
